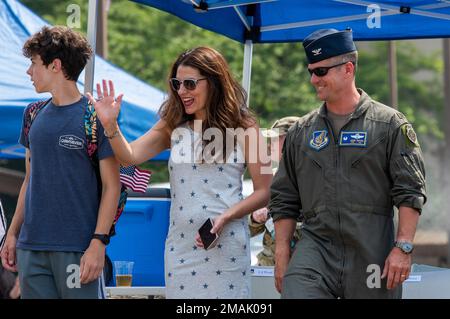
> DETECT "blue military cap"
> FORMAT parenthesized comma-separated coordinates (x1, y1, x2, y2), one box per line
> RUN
(303, 29, 356, 64)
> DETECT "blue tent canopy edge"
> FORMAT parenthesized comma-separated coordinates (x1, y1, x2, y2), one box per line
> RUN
(132, 0, 450, 43)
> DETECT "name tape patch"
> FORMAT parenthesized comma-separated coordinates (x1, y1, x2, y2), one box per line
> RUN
(339, 131, 367, 147)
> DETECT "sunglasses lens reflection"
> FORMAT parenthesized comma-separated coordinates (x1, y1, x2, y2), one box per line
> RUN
(315, 68, 328, 76)
(184, 80, 196, 90)
(308, 61, 352, 77)
(170, 79, 181, 91)
(170, 79, 197, 91)
(308, 68, 328, 77)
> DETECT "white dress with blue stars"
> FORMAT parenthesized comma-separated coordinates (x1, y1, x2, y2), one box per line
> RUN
(164, 123, 251, 299)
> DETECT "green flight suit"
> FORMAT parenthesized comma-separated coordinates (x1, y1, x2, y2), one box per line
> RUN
(269, 90, 426, 299)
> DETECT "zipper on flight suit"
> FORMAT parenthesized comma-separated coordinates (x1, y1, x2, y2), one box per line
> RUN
(334, 114, 362, 294)
(323, 117, 347, 292)
(325, 115, 353, 296)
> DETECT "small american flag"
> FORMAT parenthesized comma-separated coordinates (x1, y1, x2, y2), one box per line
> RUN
(1, 200, 6, 250)
(120, 165, 152, 193)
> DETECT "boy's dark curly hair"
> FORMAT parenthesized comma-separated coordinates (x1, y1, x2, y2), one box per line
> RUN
(23, 26, 92, 81)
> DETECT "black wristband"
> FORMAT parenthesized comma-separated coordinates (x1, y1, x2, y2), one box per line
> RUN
(92, 233, 110, 245)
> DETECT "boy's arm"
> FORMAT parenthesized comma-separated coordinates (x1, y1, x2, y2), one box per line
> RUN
(80, 156, 120, 284)
(1, 149, 31, 272)
(94, 156, 121, 235)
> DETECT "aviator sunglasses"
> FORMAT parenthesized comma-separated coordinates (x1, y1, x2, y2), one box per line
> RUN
(308, 61, 354, 77)
(170, 78, 207, 91)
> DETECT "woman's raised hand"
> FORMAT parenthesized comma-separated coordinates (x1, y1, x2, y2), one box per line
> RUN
(86, 79, 123, 131)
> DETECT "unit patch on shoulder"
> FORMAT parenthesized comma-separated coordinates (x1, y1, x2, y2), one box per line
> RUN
(401, 124, 419, 147)
(309, 130, 329, 151)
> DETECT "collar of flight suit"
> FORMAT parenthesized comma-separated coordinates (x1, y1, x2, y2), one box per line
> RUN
(317, 88, 371, 120)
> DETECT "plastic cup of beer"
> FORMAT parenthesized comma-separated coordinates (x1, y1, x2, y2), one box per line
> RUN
(114, 261, 134, 287)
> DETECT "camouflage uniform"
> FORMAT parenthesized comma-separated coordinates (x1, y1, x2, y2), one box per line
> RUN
(250, 116, 303, 266)
(249, 215, 301, 266)
(270, 90, 426, 298)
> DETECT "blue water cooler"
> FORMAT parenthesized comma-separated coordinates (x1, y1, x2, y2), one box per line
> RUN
(106, 188, 170, 287)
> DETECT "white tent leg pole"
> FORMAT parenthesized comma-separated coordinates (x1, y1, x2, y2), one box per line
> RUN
(242, 40, 253, 107)
(85, 0, 98, 95)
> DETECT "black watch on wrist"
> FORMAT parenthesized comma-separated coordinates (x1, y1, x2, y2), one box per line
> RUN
(92, 233, 110, 245)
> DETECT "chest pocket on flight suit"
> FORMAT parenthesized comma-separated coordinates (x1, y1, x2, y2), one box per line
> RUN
(348, 134, 391, 214)
(295, 137, 327, 214)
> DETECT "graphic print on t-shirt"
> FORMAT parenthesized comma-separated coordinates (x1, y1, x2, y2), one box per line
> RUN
(59, 135, 84, 150)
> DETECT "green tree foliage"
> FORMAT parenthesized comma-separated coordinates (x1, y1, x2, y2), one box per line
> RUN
(357, 42, 444, 141)
(21, 0, 444, 139)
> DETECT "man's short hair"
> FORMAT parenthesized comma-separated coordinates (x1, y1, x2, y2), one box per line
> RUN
(334, 51, 359, 75)
(23, 26, 92, 81)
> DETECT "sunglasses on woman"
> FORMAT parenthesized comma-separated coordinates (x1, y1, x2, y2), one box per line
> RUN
(308, 61, 354, 77)
(169, 78, 207, 91)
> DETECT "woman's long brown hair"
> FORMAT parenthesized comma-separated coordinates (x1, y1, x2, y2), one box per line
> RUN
(158, 47, 256, 161)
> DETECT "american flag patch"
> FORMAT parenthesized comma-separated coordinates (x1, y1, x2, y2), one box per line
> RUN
(119, 165, 151, 193)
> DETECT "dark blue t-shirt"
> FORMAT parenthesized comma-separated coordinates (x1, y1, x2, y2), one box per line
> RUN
(18, 96, 114, 252)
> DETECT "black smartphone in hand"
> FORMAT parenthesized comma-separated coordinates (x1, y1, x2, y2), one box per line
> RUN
(198, 218, 219, 250)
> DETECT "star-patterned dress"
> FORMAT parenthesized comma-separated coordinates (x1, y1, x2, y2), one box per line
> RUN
(164, 123, 251, 299)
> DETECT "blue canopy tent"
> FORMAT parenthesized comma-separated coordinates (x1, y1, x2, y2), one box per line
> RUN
(0, 0, 168, 160)
(133, 0, 450, 43)
(127, 0, 450, 105)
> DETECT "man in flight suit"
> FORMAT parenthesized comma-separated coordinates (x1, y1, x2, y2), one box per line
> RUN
(269, 28, 426, 299)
